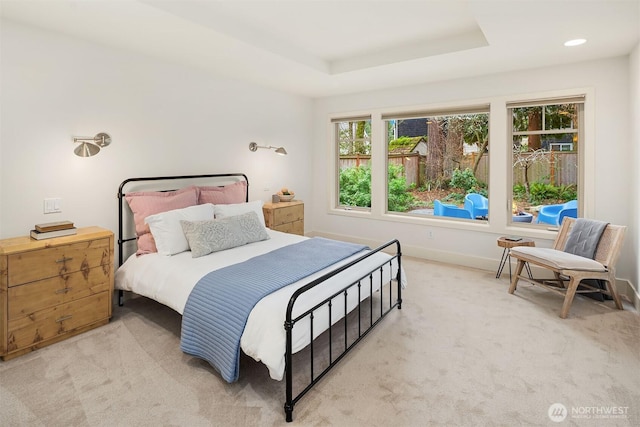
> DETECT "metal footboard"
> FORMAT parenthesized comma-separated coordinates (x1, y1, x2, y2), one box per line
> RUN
(283, 239, 402, 422)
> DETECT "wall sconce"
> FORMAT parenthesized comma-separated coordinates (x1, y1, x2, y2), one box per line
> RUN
(248, 142, 287, 155)
(73, 132, 111, 157)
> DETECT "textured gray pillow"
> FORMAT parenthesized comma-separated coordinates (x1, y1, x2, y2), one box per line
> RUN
(180, 211, 270, 258)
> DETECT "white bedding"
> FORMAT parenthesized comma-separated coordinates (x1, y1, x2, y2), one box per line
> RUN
(115, 229, 405, 380)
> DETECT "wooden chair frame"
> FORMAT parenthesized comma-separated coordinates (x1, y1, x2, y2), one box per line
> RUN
(508, 217, 626, 318)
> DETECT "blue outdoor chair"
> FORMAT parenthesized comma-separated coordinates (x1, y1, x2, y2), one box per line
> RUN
(464, 193, 488, 219)
(537, 199, 578, 226)
(434, 199, 472, 219)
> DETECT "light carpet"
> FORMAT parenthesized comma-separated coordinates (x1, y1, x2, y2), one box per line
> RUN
(1, 257, 638, 426)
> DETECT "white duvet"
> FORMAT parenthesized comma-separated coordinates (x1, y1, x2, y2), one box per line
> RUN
(115, 230, 405, 380)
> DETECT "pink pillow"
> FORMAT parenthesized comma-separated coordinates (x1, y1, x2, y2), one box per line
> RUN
(125, 186, 198, 255)
(197, 181, 247, 205)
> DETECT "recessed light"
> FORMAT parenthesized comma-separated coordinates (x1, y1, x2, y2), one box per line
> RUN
(564, 38, 587, 47)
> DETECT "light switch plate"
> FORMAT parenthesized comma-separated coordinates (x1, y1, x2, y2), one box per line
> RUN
(44, 198, 62, 214)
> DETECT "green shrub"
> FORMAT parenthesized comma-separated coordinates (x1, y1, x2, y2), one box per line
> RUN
(450, 168, 477, 192)
(513, 184, 527, 200)
(339, 166, 371, 207)
(529, 182, 558, 204)
(387, 164, 420, 211)
(339, 164, 419, 211)
(556, 184, 577, 201)
(517, 181, 578, 205)
(447, 168, 487, 202)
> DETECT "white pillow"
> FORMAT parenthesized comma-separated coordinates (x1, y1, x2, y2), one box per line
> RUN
(214, 200, 265, 227)
(145, 203, 215, 255)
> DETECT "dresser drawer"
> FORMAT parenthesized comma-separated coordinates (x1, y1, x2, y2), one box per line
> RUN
(271, 204, 304, 226)
(7, 238, 111, 286)
(272, 220, 304, 235)
(8, 267, 111, 321)
(7, 292, 110, 353)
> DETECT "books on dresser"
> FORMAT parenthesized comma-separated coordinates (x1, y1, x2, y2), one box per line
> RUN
(30, 227, 78, 240)
(35, 220, 74, 232)
(31, 220, 76, 239)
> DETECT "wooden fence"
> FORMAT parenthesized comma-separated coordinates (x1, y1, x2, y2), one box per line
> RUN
(340, 151, 577, 188)
(340, 154, 421, 186)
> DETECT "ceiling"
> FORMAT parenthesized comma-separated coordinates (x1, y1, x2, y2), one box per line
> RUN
(1, 0, 639, 98)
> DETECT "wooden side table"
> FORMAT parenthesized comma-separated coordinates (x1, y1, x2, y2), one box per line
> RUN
(262, 200, 304, 235)
(496, 236, 535, 280)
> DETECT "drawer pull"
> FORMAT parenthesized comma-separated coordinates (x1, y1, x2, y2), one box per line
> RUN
(55, 287, 73, 294)
(55, 257, 74, 263)
(55, 315, 73, 323)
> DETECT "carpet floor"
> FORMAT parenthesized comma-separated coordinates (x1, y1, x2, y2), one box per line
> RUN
(1, 257, 638, 426)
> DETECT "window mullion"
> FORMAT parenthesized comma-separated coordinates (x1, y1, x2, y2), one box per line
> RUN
(370, 112, 385, 217)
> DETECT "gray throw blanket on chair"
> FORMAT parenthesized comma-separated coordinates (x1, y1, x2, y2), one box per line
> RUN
(563, 218, 609, 301)
(564, 218, 609, 259)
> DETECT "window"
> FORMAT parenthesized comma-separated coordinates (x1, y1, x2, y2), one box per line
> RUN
(508, 97, 583, 226)
(383, 106, 490, 220)
(549, 142, 573, 151)
(329, 93, 589, 231)
(334, 117, 372, 210)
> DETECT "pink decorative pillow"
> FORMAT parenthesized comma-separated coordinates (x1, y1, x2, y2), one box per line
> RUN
(125, 186, 198, 255)
(197, 180, 247, 205)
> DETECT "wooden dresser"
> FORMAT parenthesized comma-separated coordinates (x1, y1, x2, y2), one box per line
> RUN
(262, 200, 304, 235)
(0, 226, 114, 360)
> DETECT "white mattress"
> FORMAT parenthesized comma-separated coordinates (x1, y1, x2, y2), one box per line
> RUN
(115, 230, 405, 380)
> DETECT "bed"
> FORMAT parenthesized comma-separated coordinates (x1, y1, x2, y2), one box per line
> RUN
(114, 173, 404, 422)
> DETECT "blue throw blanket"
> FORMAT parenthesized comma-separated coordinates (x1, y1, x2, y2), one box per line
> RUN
(180, 237, 368, 382)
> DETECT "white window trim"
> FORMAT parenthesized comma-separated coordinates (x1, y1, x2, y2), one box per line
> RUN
(507, 102, 582, 224)
(326, 88, 594, 239)
(329, 113, 374, 213)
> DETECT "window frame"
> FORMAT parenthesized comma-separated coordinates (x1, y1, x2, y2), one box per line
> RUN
(327, 89, 594, 238)
(332, 115, 373, 212)
(507, 96, 585, 228)
(382, 105, 490, 221)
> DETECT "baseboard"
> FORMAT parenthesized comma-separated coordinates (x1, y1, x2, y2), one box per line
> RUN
(309, 230, 639, 315)
(309, 230, 512, 273)
(619, 279, 640, 312)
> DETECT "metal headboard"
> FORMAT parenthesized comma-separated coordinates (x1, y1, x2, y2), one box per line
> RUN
(117, 173, 249, 267)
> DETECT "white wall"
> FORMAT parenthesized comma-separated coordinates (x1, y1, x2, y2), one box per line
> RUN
(629, 41, 640, 304)
(2, 19, 636, 298)
(311, 56, 635, 284)
(0, 20, 313, 241)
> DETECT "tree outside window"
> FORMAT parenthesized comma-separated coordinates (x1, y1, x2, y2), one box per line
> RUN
(510, 101, 581, 223)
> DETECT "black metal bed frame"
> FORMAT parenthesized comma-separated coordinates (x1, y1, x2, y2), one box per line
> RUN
(284, 239, 402, 421)
(116, 173, 402, 423)
(117, 173, 249, 271)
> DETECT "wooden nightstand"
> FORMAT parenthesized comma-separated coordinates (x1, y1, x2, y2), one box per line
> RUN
(262, 200, 304, 235)
(0, 226, 114, 360)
